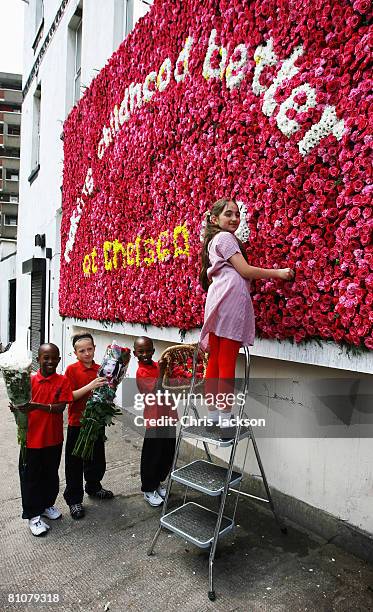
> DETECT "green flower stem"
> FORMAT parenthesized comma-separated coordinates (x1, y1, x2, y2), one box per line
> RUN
(73, 386, 121, 461)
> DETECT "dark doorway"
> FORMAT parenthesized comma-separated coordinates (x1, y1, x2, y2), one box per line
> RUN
(8, 279, 16, 342)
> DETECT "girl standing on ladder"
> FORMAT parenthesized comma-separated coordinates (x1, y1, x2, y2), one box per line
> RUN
(199, 198, 294, 436)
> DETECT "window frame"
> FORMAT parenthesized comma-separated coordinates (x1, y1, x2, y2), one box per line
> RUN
(73, 18, 83, 105)
(5, 169, 20, 182)
(29, 83, 41, 184)
(32, 0, 44, 52)
(124, 0, 153, 37)
(4, 214, 18, 227)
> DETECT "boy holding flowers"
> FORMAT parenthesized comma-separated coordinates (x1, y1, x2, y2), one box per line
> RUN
(134, 336, 177, 507)
(63, 333, 113, 520)
(12, 343, 73, 537)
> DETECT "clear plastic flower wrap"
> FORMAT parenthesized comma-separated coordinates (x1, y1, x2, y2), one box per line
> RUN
(97, 342, 131, 388)
(0, 344, 32, 460)
(73, 341, 131, 460)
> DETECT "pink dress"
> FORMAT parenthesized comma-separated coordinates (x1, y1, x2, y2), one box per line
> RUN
(200, 232, 255, 352)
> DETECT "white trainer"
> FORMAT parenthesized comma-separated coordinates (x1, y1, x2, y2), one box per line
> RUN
(28, 516, 49, 536)
(157, 484, 167, 499)
(144, 490, 163, 507)
(42, 506, 62, 520)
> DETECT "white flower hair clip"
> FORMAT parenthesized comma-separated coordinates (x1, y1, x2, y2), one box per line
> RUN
(235, 201, 250, 243)
(199, 210, 211, 242)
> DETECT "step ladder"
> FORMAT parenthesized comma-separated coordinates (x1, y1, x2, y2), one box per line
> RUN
(148, 346, 287, 601)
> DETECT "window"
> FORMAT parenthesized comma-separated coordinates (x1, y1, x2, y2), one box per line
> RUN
(132, 0, 153, 25)
(0, 79, 21, 91)
(35, 0, 44, 30)
(67, 7, 83, 112)
(6, 169, 19, 181)
(31, 84, 41, 172)
(4, 148, 20, 158)
(124, 0, 153, 37)
(73, 19, 82, 104)
(4, 215, 17, 226)
(35, 0, 44, 33)
(0, 193, 18, 203)
(0, 102, 21, 113)
(8, 125, 20, 136)
(33, 0, 44, 51)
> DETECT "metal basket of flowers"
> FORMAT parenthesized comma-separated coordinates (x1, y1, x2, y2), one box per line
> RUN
(160, 344, 207, 391)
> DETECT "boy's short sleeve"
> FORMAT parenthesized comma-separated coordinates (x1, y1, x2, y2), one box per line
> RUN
(214, 232, 241, 261)
(57, 376, 74, 403)
(64, 364, 79, 390)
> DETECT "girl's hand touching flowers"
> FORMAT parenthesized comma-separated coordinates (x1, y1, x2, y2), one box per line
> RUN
(276, 268, 295, 281)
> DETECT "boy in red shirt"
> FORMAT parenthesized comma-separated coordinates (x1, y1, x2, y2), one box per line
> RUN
(134, 336, 177, 507)
(63, 333, 113, 520)
(14, 343, 73, 537)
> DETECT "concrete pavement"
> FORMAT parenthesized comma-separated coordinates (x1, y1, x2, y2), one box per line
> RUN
(1, 377, 373, 612)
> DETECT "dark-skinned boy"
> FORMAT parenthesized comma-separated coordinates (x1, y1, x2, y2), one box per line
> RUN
(11, 343, 73, 536)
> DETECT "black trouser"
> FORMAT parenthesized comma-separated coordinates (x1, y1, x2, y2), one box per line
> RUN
(140, 427, 176, 492)
(19, 444, 63, 519)
(63, 425, 106, 505)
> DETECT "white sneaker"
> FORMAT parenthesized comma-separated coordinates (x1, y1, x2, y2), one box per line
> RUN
(42, 506, 62, 520)
(28, 516, 49, 537)
(144, 490, 163, 507)
(157, 484, 167, 499)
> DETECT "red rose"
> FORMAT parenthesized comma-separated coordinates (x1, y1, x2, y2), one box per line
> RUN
(353, 0, 370, 14)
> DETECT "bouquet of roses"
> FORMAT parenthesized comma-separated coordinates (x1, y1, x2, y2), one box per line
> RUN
(0, 343, 32, 462)
(73, 341, 131, 460)
(97, 343, 131, 388)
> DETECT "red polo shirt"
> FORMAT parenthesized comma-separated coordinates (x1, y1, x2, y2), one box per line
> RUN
(28, 371, 73, 449)
(65, 360, 100, 426)
(136, 361, 177, 429)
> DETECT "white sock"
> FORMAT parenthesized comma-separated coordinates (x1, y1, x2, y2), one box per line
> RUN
(208, 409, 220, 423)
(219, 413, 232, 427)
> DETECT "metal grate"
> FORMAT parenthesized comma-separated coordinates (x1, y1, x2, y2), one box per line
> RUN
(182, 424, 251, 447)
(161, 502, 234, 548)
(172, 460, 242, 496)
(30, 271, 45, 370)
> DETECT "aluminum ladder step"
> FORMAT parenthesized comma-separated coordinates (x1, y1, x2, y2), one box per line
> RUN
(160, 502, 234, 548)
(171, 460, 242, 496)
(181, 424, 250, 447)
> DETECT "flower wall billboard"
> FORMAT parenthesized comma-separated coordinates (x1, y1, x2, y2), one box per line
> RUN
(60, 0, 372, 348)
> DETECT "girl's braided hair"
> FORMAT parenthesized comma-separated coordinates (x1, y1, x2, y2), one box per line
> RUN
(199, 198, 249, 292)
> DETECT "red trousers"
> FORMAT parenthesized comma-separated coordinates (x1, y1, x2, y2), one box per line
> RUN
(205, 333, 240, 412)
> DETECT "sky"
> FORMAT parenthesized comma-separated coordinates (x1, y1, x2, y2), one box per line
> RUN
(0, 0, 25, 75)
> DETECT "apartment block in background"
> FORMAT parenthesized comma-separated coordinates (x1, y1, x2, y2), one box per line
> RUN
(0, 72, 21, 347)
(0, 72, 21, 243)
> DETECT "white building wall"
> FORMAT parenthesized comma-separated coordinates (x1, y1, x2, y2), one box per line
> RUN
(18, 0, 136, 347)
(0, 251, 16, 345)
(17, 1, 373, 536)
